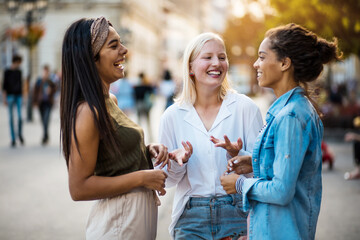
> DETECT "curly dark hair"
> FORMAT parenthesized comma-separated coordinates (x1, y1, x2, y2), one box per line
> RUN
(265, 23, 341, 83)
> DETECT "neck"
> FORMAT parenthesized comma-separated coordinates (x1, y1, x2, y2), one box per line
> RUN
(102, 81, 110, 94)
(273, 81, 299, 98)
(272, 71, 299, 98)
(194, 87, 221, 109)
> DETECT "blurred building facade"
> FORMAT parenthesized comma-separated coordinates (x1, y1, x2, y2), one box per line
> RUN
(0, 0, 359, 97)
(0, 0, 232, 87)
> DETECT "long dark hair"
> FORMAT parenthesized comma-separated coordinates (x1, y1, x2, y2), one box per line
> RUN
(60, 18, 121, 167)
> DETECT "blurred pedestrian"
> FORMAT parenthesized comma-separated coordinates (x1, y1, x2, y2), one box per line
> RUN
(33, 64, 57, 145)
(344, 116, 360, 180)
(2, 54, 25, 147)
(158, 32, 263, 239)
(220, 23, 341, 240)
(60, 17, 169, 239)
(109, 74, 135, 115)
(159, 69, 176, 110)
(134, 72, 155, 141)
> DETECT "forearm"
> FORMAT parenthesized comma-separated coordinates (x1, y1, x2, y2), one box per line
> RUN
(69, 170, 144, 201)
(243, 178, 295, 206)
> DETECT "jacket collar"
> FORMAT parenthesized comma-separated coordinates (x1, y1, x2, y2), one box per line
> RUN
(266, 86, 304, 122)
(179, 92, 237, 134)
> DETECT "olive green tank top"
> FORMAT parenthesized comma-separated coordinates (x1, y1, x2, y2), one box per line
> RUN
(95, 96, 152, 177)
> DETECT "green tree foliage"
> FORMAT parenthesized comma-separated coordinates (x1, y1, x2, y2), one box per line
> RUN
(223, 13, 266, 65)
(267, 0, 360, 57)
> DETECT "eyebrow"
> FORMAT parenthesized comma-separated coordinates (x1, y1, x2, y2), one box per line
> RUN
(259, 51, 267, 55)
(107, 39, 119, 45)
(201, 52, 226, 55)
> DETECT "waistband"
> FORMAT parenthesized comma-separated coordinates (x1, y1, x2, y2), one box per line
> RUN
(186, 194, 241, 209)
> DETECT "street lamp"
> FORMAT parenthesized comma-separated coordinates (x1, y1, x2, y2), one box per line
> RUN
(5, 0, 48, 122)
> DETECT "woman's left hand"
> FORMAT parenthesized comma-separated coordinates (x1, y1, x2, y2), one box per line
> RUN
(220, 173, 239, 194)
(210, 135, 243, 158)
(148, 143, 169, 169)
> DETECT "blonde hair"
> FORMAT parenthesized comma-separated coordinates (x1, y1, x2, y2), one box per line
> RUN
(175, 32, 232, 105)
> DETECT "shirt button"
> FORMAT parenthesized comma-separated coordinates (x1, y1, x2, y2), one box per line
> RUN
(254, 159, 257, 162)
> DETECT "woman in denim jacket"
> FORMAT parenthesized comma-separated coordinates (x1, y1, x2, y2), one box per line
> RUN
(221, 23, 341, 240)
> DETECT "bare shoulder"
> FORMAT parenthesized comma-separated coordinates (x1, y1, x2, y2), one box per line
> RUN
(110, 93, 118, 105)
(75, 102, 99, 137)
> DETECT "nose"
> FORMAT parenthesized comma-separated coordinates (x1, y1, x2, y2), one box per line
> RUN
(120, 44, 128, 55)
(211, 57, 220, 66)
(253, 58, 259, 69)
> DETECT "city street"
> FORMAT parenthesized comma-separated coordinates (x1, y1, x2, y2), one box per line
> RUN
(0, 95, 360, 240)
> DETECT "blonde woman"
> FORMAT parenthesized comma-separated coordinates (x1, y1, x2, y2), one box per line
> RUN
(159, 32, 263, 239)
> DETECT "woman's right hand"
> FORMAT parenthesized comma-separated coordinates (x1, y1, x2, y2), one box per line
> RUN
(169, 141, 193, 166)
(227, 155, 253, 175)
(142, 169, 168, 196)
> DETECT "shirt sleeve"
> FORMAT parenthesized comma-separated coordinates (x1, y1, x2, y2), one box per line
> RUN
(241, 114, 309, 211)
(158, 110, 187, 188)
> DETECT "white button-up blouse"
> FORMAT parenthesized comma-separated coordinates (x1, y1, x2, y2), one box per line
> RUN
(158, 91, 263, 238)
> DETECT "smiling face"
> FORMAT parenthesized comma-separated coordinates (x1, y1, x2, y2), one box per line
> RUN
(253, 37, 284, 90)
(95, 26, 128, 87)
(190, 39, 228, 91)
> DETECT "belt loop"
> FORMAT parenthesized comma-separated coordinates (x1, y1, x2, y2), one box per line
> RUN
(230, 194, 236, 205)
(186, 198, 191, 209)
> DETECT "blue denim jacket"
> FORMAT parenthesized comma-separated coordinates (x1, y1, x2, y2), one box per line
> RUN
(242, 87, 323, 240)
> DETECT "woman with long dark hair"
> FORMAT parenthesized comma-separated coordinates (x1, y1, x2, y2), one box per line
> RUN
(221, 23, 341, 239)
(60, 17, 169, 239)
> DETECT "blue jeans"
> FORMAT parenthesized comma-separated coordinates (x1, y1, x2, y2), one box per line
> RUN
(39, 101, 52, 140)
(174, 194, 248, 240)
(6, 95, 23, 142)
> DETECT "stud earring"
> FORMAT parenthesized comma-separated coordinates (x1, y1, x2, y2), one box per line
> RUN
(189, 72, 194, 77)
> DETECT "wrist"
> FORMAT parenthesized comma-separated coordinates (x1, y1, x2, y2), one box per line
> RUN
(137, 170, 147, 187)
(235, 175, 246, 194)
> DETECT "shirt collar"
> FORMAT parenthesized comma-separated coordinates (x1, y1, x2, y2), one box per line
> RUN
(178, 91, 237, 111)
(266, 86, 304, 121)
(179, 92, 237, 134)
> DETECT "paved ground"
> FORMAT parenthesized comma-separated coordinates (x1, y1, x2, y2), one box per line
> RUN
(0, 95, 359, 240)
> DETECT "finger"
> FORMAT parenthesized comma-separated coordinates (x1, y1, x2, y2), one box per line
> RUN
(168, 158, 171, 169)
(214, 142, 226, 148)
(186, 141, 193, 155)
(159, 154, 169, 169)
(224, 135, 231, 144)
(149, 146, 158, 158)
(181, 141, 189, 152)
(158, 188, 166, 196)
(237, 138, 243, 148)
(176, 158, 184, 166)
(156, 145, 166, 161)
(210, 136, 219, 144)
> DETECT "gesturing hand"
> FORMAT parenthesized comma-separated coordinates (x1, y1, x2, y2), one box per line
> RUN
(169, 141, 193, 167)
(210, 135, 243, 158)
(227, 155, 253, 175)
(148, 143, 169, 169)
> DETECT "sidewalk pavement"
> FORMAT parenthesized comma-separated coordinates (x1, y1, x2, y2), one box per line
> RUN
(0, 94, 359, 240)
